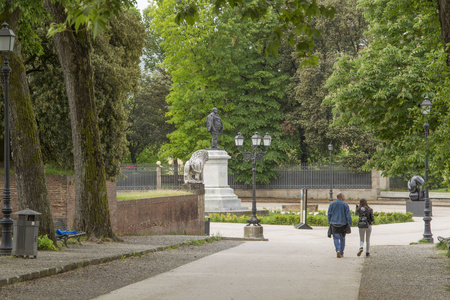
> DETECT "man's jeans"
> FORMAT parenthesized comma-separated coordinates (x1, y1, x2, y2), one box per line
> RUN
(333, 233, 346, 255)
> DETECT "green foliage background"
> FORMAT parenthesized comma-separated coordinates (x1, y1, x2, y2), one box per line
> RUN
(27, 10, 145, 179)
(151, 0, 304, 183)
(325, 0, 450, 184)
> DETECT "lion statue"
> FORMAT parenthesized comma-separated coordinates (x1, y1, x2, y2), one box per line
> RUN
(408, 175, 425, 201)
(184, 150, 209, 183)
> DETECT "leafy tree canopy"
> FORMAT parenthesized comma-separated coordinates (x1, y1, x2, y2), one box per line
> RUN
(126, 72, 173, 164)
(47, 0, 138, 37)
(284, 0, 376, 171)
(169, 0, 336, 64)
(325, 0, 450, 184)
(151, 0, 294, 183)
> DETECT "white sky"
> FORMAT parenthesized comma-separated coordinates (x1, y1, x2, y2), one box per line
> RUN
(136, 0, 151, 12)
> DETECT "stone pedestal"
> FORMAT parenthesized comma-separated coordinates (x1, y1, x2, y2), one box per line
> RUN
(244, 225, 264, 239)
(406, 200, 432, 217)
(204, 150, 247, 213)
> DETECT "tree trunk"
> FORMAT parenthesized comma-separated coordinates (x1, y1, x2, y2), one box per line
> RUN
(1, 3, 56, 243)
(438, 0, 450, 66)
(44, 0, 116, 239)
(129, 146, 137, 164)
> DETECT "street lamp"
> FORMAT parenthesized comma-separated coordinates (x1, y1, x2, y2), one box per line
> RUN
(0, 22, 15, 255)
(328, 143, 333, 202)
(421, 96, 433, 243)
(235, 132, 271, 227)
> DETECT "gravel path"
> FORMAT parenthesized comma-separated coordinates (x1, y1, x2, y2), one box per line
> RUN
(0, 239, 243, 300)
(359, 244, 449, 300)
(0, 240, 448, 299)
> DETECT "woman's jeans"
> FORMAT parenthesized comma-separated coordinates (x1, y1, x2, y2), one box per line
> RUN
(333, 233, 346, 255)
(359, 225, 372, 252)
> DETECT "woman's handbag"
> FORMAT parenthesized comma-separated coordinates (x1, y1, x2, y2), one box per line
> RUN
(345, 224, 351, 234)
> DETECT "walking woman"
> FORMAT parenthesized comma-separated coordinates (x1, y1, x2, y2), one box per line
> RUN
(356, 198, 374, 257)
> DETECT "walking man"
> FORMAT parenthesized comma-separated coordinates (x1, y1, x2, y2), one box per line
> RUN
(328, 192, 352, 258)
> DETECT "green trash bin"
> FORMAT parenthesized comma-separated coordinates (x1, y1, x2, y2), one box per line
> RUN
(12, 208, 41, 258)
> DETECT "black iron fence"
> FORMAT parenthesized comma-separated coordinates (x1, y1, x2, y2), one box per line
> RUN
(228, 164, 372, 189)
(117, 163, 372, 190)
(117, 164, 183, 190)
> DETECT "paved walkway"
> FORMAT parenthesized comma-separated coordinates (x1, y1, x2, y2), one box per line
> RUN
(94, 204, 450, 300)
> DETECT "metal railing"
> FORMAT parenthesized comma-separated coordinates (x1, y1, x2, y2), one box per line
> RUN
(117, 164, 157, 190)
(117, 163, 372, 190)
(228, 163, 372, 189)
(117, 164, 184, 190)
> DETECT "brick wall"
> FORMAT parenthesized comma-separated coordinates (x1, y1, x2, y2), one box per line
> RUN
(0, 176, 203, 236)
(113, 194, 204, 235)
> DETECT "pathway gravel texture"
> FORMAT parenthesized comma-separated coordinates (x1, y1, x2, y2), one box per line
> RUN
(0, 237, 243, 300)
(0, 237, 448, 300)
(359, 244, 449, 300)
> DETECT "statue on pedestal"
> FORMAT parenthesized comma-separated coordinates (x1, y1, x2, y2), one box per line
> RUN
(206, 107, 223, 149)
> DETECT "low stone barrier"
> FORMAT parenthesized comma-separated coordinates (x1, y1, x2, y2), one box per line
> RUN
(0, 176, 205, 237)
(113, 194, 204, 235)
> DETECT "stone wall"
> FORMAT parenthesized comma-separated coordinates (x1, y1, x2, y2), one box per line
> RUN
(0, 175, 203, 236)
(235, 170, 389, 201)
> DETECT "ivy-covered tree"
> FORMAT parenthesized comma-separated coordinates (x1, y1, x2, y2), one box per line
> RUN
(29, 10, 145, 178)
(151, 0, 294, 183)
(42, 0, 142, 238)
(92, 10, 145, 177)
(0, 0, 56, 243)
(325, 0, 450, 184)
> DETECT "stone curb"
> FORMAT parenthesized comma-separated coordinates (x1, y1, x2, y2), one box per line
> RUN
(221, 237, 268, 242)
(0, 238, 214, 288)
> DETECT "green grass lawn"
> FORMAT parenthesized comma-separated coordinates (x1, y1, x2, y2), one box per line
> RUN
(117, 190, 193, 200)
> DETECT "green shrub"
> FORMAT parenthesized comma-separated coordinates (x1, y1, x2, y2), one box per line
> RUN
(436, 240, 450, 258)
(38, 235, 58, 251)
(210, 209, 413, 226)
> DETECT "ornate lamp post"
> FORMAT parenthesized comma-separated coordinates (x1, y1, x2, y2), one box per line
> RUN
(0, 22, 16, 255)
(328, 143, 333, 202)
(235, 132, 271, 227)
(421, 96, 433, 243)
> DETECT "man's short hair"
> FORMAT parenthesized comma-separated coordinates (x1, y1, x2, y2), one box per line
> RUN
(337, 192, 344, 200)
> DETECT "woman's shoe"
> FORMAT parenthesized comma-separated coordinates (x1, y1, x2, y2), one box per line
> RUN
(366, 252, 370, 257)
(357, 248, 363, 256)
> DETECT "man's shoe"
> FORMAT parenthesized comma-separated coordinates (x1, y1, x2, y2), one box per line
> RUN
(357, 248, 363, 257)
(337, 251, 341, 258)
(366, 252, 370, 257)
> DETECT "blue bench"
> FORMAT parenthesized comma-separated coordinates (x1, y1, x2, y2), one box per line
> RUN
(53, 218, 86, 248)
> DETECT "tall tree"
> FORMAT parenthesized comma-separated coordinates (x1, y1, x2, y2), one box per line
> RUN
(1, 0, 55, 242)
(285, 0, 376, 170)
(325, 0, 449, 183)
(43, 0, 115, 238)
(438, 0, 450, 66)
(29, 10, 145, 178)
(92, 10, 145, 177)
(126, 72, 173, 163)
(152, 0, 294, 183)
